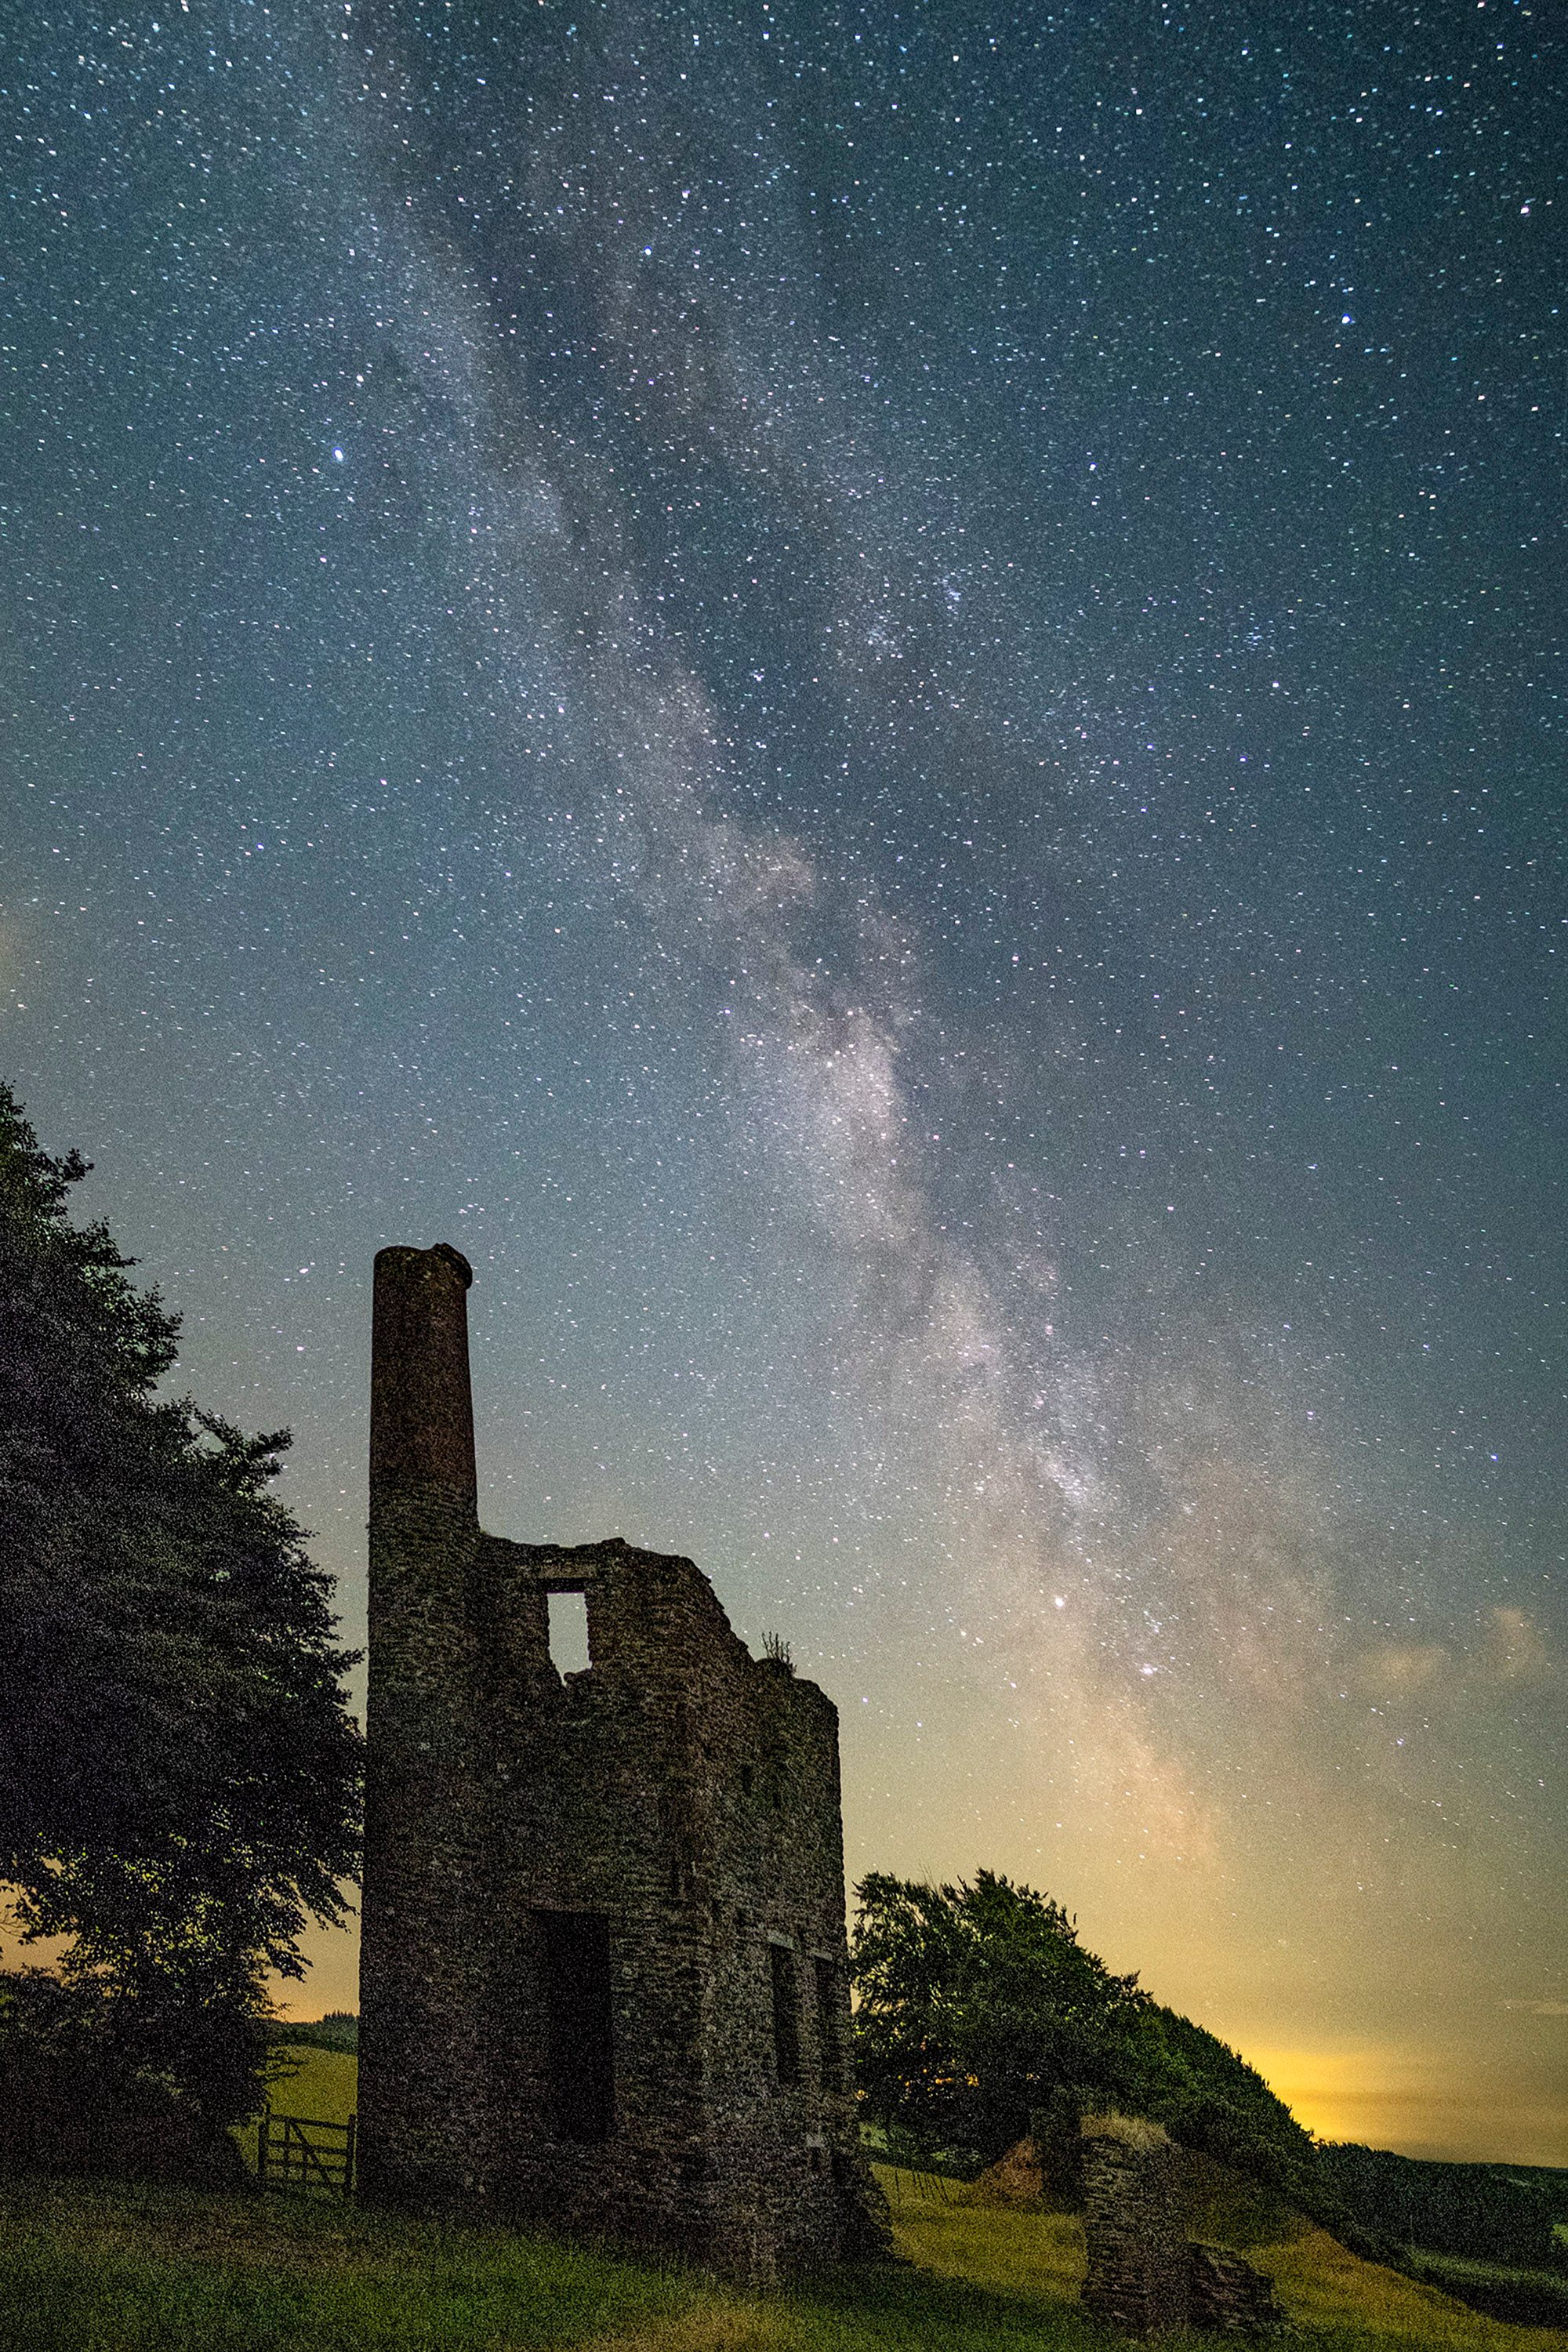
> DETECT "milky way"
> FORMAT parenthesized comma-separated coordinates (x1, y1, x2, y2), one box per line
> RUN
(5, 2, 1563, 2158)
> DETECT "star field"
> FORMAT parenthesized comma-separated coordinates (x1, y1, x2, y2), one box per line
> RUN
(4, 0, 1563, 2159)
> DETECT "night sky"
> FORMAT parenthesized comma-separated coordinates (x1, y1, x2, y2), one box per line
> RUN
(5, 1, 1564, 2162)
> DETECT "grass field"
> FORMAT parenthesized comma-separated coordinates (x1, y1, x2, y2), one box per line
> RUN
(234, 2044, 360, 2174)
(0, 2049, 1552, 2350)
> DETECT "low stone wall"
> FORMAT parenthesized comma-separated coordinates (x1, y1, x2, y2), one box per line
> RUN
(1080, 2114, 1287, 2339)
(1189, 2240, 1290, 2336)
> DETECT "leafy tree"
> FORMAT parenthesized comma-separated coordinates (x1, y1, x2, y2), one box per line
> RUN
(851, 1869, 1148, 2164)
(0, 1966, 252, 2182)
(1122, 2000, 1319, 2199)
(851, 1868, 1338, 2227)
(0, 1084, 361, 2138)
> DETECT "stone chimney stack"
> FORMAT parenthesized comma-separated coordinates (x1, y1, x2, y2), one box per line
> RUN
(360, 1240, 490, 2206)
(369, 1243, 477, 1502)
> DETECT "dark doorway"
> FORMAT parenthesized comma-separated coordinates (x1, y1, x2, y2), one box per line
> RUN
(536, 1910, 615, 2142)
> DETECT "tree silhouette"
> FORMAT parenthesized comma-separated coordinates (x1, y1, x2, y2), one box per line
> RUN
(0, 1084, 360, 2133)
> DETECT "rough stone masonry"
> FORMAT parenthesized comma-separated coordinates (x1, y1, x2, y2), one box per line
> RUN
(358, 1243, 888, 2278)
(1080, 2114, 1287, 2339)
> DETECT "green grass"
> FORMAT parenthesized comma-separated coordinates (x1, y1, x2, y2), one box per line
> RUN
(5, 2120, 1566, 2351)
(884, 2172, 1568, 2348)
(263, 2046, 359, 2129)
(1405, 2250, 1568, 2330)
(0, 2176, 713, 2352)
(0, 2172, 1129, 2352)
(234, 2044, 359, 2174)
(1252, 2223, 1568, 2347)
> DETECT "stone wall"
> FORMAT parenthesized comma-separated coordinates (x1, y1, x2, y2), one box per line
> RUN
(358, 1243, 888, 2279)
(1079, 2114, 1287, 2339)
(1080, 2115, 1192, 2336)
(1189, 2241, 1289, 2336)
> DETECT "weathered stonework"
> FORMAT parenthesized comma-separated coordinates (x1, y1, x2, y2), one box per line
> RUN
(1081, 2116, 1192, 2336)
(358, 1243, 888, 2279)
(1188, 2241, 1289, 2336)
(1080, 2115, 1287, 2339)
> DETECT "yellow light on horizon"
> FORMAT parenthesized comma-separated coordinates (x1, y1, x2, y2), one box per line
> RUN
(1246, 2042, 1568, 2168)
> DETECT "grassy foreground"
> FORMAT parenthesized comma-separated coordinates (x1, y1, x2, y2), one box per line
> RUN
(4, 2168, 1567, 2352)
(0, 2052, 1558, 2350)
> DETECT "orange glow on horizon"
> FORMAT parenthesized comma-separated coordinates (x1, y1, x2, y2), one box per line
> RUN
(1246, 2042, 1568, 2168)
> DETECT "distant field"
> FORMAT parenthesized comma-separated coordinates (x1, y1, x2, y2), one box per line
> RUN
(234, 2044, 359, 2173)
(6, 2123, 1568, 2351)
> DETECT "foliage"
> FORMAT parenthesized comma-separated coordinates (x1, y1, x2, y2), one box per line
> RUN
(1404, 2249, 1568, 2331)
(850, 1871, 1345, 2232)
(851, 1871, 1146, 2165)
(0, 1085, 361, 2130)
(0, 1970, 250, 2185)
(1119, 1999, 1324, 2208)
(1317, 2142, 1568, 2270)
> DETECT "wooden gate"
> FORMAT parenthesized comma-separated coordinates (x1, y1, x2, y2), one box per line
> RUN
(256, 2103, 357, 2198)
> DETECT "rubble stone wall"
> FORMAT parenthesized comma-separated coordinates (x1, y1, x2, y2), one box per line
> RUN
(1081, 2120, 1192, 2336)
(1188, 2240, 1288, 2336)
(1080, 2115, 1287, 2339)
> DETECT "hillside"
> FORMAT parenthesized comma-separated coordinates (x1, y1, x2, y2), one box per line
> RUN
(1317, 2143, 1568, 2270)
(251, 2043, 1568, 2334)
(4, 2143, 1567, 2352)
(853, 1871, 1348, 2236)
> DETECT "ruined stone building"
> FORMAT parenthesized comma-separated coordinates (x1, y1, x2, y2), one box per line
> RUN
(358, 1243, 887, 2276)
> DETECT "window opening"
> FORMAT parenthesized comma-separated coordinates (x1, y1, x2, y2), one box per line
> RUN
(536, 1910, 615, 2142)
(546, 1589, 591, 1676)
(769, 1942, 800, 2087)
(814, 1956, 842, 2089)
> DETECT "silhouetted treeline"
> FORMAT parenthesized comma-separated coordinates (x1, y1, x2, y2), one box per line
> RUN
(270, 2012, 359, 2054)
(1318, 2141, 1568, 2269)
